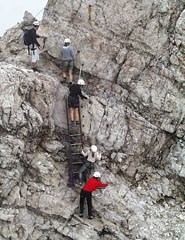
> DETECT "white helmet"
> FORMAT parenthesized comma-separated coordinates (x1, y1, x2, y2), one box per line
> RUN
(33, 21, 40, 26)
(93, 172, 101, 178)
(91, 145, 97, 153)
(77, 79, 85, 85)
(64, 38, 71, 44)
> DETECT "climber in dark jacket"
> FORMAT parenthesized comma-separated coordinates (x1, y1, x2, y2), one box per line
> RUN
(79, 171, 108, 219)
(29, 25, 41, 47)
(28, 21, 44, 72)
(68, 79, 87, 125)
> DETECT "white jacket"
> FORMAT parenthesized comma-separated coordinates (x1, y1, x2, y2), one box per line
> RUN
(81, 148, 101, 163)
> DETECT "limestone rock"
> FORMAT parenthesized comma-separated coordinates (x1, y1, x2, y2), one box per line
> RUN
(41, 139, 64, 153)
(0, 1, 184, 240)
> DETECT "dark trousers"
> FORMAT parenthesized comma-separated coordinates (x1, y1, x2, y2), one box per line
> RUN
(80, 189, 92, 217)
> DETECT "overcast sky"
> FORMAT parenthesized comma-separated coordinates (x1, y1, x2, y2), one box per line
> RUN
(0, 0, 48, 36)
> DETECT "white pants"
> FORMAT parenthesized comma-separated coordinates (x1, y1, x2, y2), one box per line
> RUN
(30, 44, 39, 63)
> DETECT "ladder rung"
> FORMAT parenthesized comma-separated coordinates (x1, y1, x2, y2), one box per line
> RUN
(69, 134, 82, 137)
(72, 161, 83, 165)
(71, 143, 82, 146)
(67, 155, 83, 159)
(71, 153, 82, 156)
(68, 123, 81, 126)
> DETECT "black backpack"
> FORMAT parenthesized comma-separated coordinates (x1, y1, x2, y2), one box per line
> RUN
(23, 29, 33, 45)
(23, 29, 33, 54)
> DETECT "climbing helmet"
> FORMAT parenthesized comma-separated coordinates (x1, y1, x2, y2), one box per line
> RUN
(64, 38, 71, 43)
(91, 145, 97, 153)
(77, 79, 85, 85)
(33, 21, 40, 26)
(93, 172, 101, 178)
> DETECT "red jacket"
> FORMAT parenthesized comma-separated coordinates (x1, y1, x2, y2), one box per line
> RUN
(82, 177, 108, 192)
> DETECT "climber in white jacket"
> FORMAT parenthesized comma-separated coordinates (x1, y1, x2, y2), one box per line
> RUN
(79, 145, 101, 184)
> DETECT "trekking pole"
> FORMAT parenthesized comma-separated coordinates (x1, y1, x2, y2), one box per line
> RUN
(43, 37, 47, 49)
(79, 63, 84, 79)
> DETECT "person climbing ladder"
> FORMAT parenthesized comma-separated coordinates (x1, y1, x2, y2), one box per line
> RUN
(68, 79, 87, 125)
(61, 38, 75, 84)
(79, 145, 101, 184)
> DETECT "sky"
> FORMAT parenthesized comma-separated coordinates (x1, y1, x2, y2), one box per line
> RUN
(0, 0, 48, 36)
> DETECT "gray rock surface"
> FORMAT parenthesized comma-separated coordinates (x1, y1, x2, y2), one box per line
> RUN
(0, 0, 184, 239)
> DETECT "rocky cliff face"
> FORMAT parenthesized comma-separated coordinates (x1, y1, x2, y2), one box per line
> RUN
(0, 0, 184, 240)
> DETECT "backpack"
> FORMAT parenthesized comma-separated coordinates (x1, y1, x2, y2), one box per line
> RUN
(23, 29, 33, 46)
(23, 29, 33, 55)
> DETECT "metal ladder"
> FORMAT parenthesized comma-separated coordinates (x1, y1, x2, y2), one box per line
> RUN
(65, 97, 84, 187)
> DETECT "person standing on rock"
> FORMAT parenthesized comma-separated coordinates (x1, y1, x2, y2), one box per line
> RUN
(68, 79, 87, 125)
(61, 38, 75, 83)
(79, 171, 108, 219)
(24, 21, 44, 72)
(79, 145, 101, 185)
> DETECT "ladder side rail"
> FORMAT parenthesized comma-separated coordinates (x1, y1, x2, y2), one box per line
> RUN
(65, 97, 75, 187)
(78, 102, 84, 149)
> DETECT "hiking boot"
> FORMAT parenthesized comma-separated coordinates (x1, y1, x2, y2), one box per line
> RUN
(60, 80, 67, 84)
(76, 121, 80, 125)
(88, 215, 94, 220)
(60, 77, 67, 84)
(70, 120, 75, 126)
(32, 67, 40, 72)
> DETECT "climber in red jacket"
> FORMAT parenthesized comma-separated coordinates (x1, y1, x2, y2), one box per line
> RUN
(79, 171, 108, 219)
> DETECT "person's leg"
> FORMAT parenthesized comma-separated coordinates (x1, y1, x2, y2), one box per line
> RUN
(79, 163, 87, 184)
(31, 51, 37, 70)
(68, 61, 73, 83)
(69, 108, 74, 121)
(63, 71, 67, 78)
(74, 108, 79, 122)
(31, 47, 39, 71)
(69, 69, 73, 83)
(86, 191, 93, 217)
(80, 189, 85, 216)
(87, 162, 92, 179)
(62, 62, 68, 81)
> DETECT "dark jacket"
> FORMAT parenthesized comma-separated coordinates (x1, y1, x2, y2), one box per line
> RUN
(29, 28, 40, 47)
(69, 84, 87, 99)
